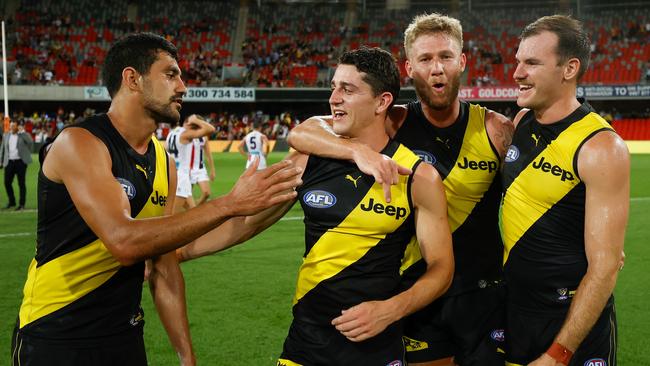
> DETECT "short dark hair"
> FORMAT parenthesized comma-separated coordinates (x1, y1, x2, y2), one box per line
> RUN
(339, 47, 400, 109)
(102, 33, 179, 98)
(520, 15, 590, 80)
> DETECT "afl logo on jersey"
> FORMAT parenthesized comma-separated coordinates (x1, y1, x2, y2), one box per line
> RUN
(413, 150, 436, 165)
(490, 329, 505, 342)
(584, 359, 606, 366)
(303, 190, 337, 208)
(117, 177, 136, 200)
(505, 145, 520, 163)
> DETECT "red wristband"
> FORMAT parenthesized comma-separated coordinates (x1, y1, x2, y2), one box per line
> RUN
(546, 342, 573, 365)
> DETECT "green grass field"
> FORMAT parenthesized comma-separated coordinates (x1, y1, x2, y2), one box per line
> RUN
(1, 152, 648, 365)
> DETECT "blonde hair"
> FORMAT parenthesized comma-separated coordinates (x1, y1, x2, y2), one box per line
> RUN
(404, 13, 463, 58)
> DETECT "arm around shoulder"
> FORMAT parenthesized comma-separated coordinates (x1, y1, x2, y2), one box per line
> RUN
(287, 115, 355, 159)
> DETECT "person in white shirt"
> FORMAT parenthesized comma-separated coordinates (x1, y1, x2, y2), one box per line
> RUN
(238, 122, 269, 170)
(1, 121, 33, 210)
(165, 114, 215, 212)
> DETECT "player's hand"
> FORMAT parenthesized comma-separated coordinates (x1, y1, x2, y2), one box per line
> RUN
(351, 144, 411, 203)
(331, 300, 396, 342)
(228, 157, 302, 216)
(209, 170, 215, 181)
(529, 353, 566, 366)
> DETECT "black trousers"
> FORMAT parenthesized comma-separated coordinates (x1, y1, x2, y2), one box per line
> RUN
(4, 159, 27, 207)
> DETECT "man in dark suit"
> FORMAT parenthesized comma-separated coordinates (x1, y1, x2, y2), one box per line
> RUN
(1, 121, 33, 210)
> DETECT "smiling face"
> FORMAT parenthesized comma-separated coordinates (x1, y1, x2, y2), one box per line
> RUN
(329, 64, 381, 138)
(405, 32, 466, 111)
(513, 31, 566, 111)
(141, 51, 187, 125)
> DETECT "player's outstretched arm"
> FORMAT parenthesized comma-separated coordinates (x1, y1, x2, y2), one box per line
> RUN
(529, 131, 629, 366)
(43, 128, 302, 266)
(147, 164, 194, 365)
(332, 163, 453, 342)
(177, 152, 307, 261)
(288, 116, 411, 203)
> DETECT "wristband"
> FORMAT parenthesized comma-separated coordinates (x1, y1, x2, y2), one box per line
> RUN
(546, 342, 573, 365)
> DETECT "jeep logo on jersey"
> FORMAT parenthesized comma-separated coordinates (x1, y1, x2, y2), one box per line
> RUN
(303, 190, 337, 208)
(505, 145, 519, 162)
(490, 329, 505, 342)
(584, 359, 606, 366)
(457, 157, 498, 173)
(116, 178, 136, 200)
(150, 190, 167, 206)
(413, 150, 436, 165)
(360, 198, 407, 220)
(532, 157, 575, 182)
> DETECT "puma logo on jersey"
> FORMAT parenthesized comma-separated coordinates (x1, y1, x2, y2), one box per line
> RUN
(135, 164, 148, 179)
(435, 137, 450, 149)
(531, 133, 540, 146)
(360, 198, 407, 220)
(150, 190, 167, 206)
(532, 156, 574, 182)
(456, 157, 498, 173)
(345, 174, 361, 187)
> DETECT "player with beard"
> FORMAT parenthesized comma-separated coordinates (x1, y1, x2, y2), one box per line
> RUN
(11, 33, 302, 366)
(288, 13, 513, 366)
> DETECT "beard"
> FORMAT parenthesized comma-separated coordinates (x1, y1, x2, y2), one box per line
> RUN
(413, 72, 461, 111)
(142, 81, 181, 125)
(144, 99, 179, 125)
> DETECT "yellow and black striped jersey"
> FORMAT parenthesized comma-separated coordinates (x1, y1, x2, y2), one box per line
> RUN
(293, 139, 421, 325)
(19, 114, 169, 339)
(501, 102, 613, 314)
(395, 101, 503, 296)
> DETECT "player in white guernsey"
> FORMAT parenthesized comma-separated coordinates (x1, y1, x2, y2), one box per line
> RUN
(190, 129, 216, 205)
(165, 114, 215, 212)
(239, 122, 269, 170)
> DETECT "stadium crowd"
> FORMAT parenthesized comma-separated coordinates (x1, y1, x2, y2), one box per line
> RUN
(1, 108, 299, 142)
(2, 1, 649, 87)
